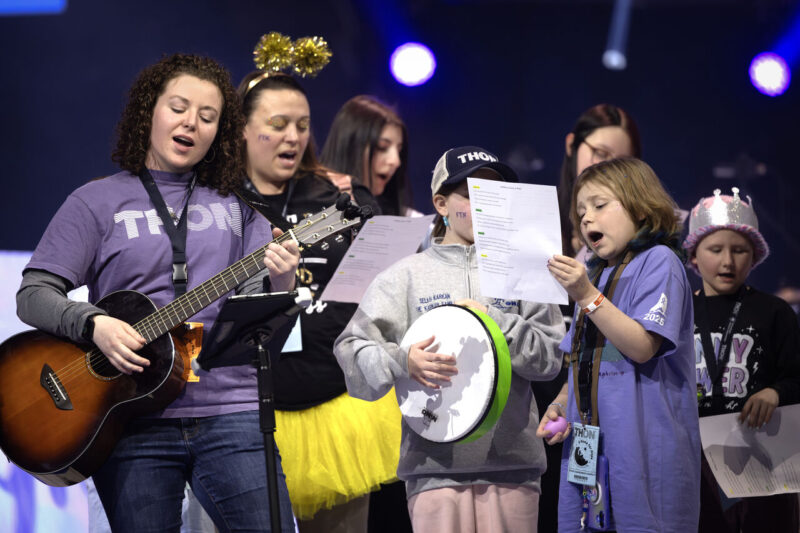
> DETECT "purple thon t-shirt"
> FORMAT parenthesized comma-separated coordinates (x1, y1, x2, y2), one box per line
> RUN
(556, 245, 701, 533)
(27, 170, 273, 417)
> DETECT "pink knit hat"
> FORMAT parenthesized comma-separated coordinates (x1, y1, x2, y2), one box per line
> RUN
(682, 187, 769, 273)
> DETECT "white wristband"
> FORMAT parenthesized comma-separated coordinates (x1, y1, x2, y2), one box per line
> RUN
(582, 293, 605, 315)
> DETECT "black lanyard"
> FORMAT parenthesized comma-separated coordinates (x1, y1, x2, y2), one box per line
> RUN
(570, 251, 633, 426)
(694, 286, 747, 398)
(139, 169, 196, 296)
(241, 177, 296, 231)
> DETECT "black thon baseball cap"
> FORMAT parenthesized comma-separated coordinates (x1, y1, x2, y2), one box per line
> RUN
(430, 146, 518, 196)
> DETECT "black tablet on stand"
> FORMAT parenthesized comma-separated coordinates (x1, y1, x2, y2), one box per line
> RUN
(196, 289, 310, 531)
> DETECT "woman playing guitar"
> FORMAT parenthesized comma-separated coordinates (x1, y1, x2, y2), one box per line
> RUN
(14, 54, 300, 532)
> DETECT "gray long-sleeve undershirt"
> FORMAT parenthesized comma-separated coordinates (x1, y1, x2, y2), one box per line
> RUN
(16, 269, 106, 343)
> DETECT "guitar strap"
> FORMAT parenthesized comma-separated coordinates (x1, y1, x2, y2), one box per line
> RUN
(139, 169, 196, 297)
(235, 180, 295, 232)
(235, 180, 304, 294)
(570, 250, 633, 426)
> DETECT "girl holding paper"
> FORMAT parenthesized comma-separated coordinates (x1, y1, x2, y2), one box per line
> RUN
(541, 157, 700, 532)
(334, 145, 565, 532)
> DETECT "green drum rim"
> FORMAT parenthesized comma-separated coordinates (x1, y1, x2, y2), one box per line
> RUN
(458, 305, 511, 443)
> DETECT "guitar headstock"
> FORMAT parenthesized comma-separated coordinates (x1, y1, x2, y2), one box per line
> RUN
(290, 196, 371, 247)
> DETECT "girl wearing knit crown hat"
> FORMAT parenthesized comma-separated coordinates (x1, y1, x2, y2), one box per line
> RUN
(684, 188, 800, 533)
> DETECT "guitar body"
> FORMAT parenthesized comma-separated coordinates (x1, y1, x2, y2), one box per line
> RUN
(0, 197, 367, 487)
(0, 290, 188, 486)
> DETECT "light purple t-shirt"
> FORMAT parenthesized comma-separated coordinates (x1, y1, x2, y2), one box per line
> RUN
(27, 170, 273, 417)
(557, 245, 701, 533)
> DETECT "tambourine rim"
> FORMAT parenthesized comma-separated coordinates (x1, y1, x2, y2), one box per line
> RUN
(454, 305, 511, 443)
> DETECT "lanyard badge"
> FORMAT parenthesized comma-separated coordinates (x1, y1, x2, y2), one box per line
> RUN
(568, 422, 600, 486)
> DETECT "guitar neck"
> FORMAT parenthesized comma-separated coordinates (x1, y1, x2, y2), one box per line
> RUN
(132, 231, 294, 343)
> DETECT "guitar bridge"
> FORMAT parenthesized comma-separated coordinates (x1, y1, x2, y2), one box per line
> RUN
(40, 363, 73, 410)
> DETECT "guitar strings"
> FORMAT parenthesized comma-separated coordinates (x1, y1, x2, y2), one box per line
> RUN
(50, 214, 346, 383)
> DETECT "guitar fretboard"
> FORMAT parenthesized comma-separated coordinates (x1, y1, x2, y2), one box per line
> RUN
(132, 231, 295, 343)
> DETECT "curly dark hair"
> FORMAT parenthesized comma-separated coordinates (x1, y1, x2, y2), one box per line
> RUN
(112, 54, 245, 196)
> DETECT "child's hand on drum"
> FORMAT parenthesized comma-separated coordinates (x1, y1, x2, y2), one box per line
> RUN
(455, 298, 487, 314)
(408, 335, 458, 389)
(536, 404, 571, 445)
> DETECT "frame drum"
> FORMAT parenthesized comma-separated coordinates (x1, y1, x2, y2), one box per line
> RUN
(395, 304, 511, 443)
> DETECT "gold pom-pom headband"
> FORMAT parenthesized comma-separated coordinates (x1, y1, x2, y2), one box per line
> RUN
(246, 31, 332, 94)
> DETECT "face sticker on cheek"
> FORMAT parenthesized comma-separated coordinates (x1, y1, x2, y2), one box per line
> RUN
(455, 211, 468, 218)
(257, 134, 271, 142)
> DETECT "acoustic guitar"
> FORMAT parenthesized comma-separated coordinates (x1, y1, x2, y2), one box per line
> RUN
(0, 196, 367, 486)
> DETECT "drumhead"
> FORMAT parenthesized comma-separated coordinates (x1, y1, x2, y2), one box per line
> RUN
(396, 304, 511, 443)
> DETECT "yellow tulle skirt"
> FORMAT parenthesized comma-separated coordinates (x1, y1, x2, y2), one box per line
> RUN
(274, 390, 402, 520)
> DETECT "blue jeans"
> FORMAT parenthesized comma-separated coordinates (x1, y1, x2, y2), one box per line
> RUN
(92, 411, 295, 533)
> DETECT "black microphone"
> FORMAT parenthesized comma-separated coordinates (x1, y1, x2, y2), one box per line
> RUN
(335, 193, 351, 211)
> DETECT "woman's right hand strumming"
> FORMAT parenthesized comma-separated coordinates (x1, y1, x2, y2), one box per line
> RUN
(92, 315, 149, 375)
(407, 335, 458, 389)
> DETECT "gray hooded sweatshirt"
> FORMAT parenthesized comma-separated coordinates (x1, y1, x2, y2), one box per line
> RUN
(334, 240, 565, 497)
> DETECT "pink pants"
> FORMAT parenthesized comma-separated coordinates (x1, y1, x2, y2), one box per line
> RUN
(407, 483, 539, 533)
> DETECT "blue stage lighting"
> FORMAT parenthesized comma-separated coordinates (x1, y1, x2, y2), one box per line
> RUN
(0, 0, 66, 15)
(603, 0, 632, 71)
(749, 52, 791, 96)
(390, 43, 436, 87)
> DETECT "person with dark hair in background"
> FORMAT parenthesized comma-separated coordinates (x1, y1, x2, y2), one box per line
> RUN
(558, 104, 641, 258)
(321, 95, 415, 217)
(16, 53, 300, 532)
(236, 33, 398, 533)
(319, 93, 417, 531)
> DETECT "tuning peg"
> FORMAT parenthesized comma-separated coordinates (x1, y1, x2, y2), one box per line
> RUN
(334, 235, 344, 243)
(320, 242, 330, 251)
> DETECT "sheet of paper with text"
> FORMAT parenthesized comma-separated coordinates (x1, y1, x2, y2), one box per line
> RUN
(320, 214, 434, 304)
(468, 177, 567, 305)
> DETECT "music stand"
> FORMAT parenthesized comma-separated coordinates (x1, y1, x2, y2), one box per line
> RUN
(197, 289, 310, 532)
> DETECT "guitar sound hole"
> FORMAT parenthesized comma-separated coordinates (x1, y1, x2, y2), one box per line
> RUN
(87, 351, 122, 379)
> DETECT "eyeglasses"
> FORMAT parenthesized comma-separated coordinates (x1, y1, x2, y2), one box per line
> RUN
(583, 140, 616, 164)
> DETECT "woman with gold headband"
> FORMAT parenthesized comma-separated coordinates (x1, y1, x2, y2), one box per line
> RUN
(236, 33, 401, 532)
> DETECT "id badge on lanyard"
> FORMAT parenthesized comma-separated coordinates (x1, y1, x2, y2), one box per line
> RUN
(568, 422, 600, 486)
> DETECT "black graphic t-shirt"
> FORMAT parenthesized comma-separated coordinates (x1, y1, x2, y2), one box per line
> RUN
(244, 173, 379, 410)
(693, 287, 800, 417)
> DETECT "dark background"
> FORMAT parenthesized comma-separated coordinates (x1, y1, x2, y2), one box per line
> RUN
(1, 0, 798, 292)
